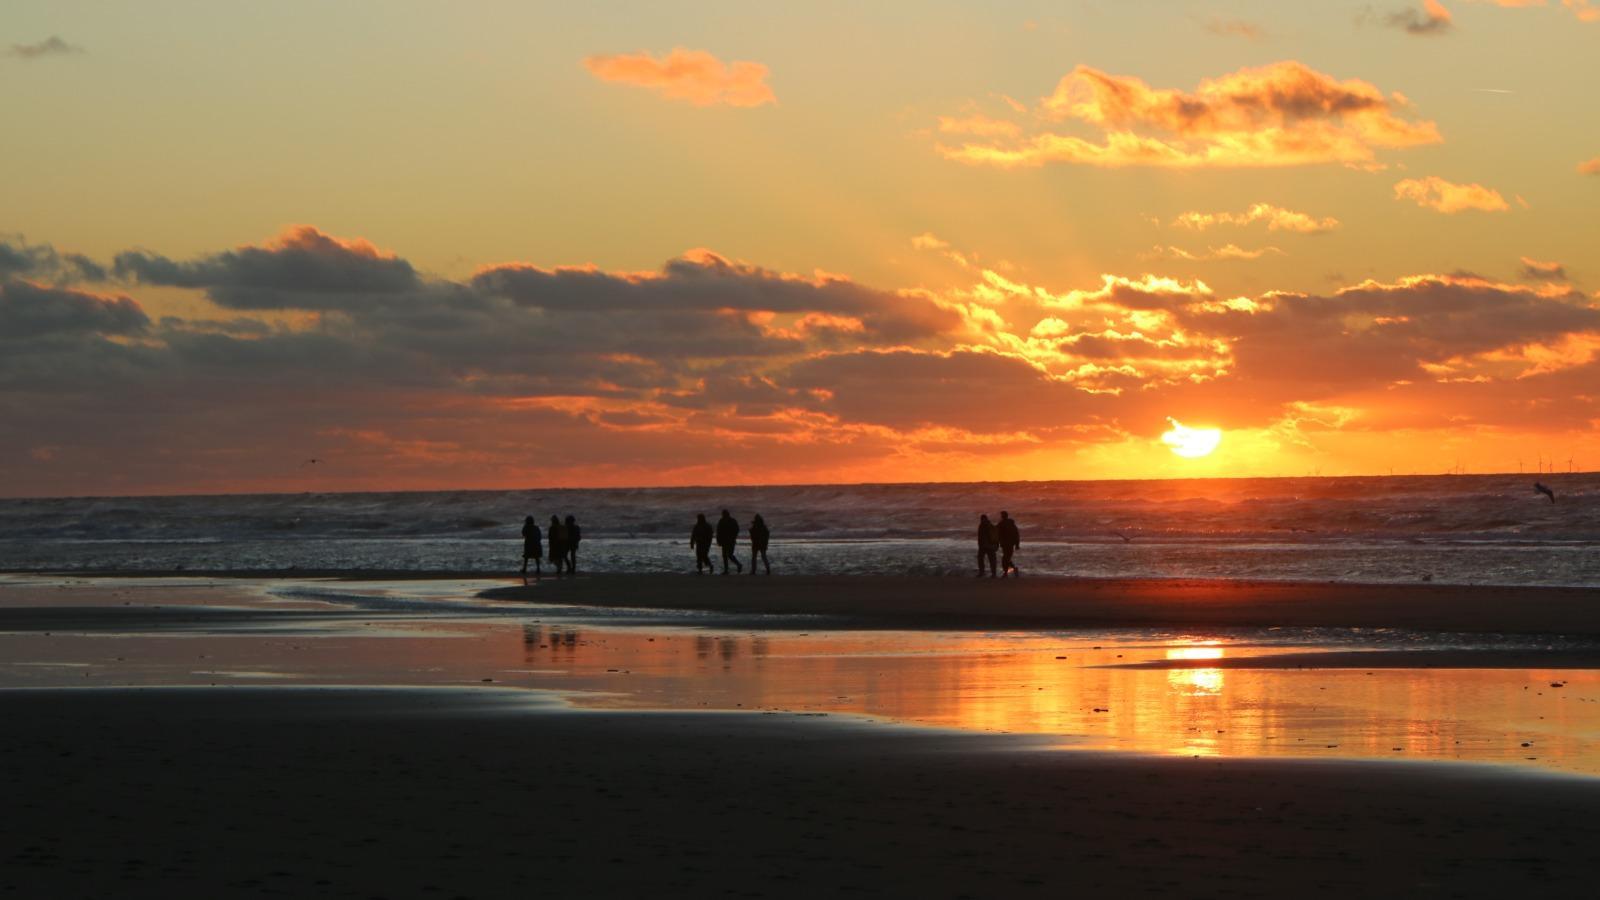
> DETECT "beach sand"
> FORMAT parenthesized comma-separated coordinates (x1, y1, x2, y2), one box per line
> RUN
(487, 573, 1600, 635)
(6, 574, 1600, 898)
(6, 687, 1600, 899)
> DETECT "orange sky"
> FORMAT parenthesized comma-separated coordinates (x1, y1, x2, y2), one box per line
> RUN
(2, 2, 1597, 495)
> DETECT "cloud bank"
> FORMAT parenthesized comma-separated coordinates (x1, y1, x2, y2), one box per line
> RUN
(938, 61, 1441, 169)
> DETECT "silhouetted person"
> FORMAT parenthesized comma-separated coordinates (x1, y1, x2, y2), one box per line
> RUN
(547, 515, 567, 575)
(716, 509, 743, 575)
(690, 513, 715, 574)
(748, 514, 771, 575)
(565, 515, 582, 572)
(1535, 482, 1556, 503)
(997, 510, 1021, 578)
(977, 514, 998, 578)
(520, 516, 542, 578)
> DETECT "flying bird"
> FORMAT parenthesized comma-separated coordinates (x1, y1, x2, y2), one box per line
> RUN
(1534, 482, 1556, 503)
(300, 458, 320, 467)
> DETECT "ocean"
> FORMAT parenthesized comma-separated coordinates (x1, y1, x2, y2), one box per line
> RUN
(0, 474, 1595, 586)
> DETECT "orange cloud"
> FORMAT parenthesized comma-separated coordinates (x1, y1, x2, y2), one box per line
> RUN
(1519, 256, 1568, 280)
(1579, 155, 1600, 175)
(1153, 244, 1283, 261)
(583, 48, 775, 107)
(939, 61, 1440, 169)
(1393, 176, 1509, 213)
(1388, 0, 1455, 34)
(1468, 0, 1600, 22)
(1172, 203, 1340, 233)
(935, 114, 1021, 138)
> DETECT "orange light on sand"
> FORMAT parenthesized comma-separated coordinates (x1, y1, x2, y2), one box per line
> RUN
(1161, 418, 1222, 458)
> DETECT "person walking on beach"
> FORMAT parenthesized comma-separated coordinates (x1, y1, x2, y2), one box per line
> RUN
(564, 515, 582, 572)
(690, 513, 715, 574)
(748, 514, 771, 575)
(977, 514, 999, 578)
(716, 509, 743, 575)
(520, 516, 543, 578)
(997, 510, 1021, 578)
(547, 515, 567, 576)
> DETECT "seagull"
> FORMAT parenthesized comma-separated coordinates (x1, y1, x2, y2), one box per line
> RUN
(1112, 531, 1134, 543)
(1534, 482, 1556, 503)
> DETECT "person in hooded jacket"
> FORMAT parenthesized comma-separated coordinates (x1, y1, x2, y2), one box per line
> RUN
(715, 509, 743, 575)
(977, 514, 998, 578)
(564, 515, 582, 573)
(520, 516, 543, 578)
(748, 514, 771, 575)
(997, 510, 1021, 578)
(690, 513, 715, 574)
(547, 515, 567, 575)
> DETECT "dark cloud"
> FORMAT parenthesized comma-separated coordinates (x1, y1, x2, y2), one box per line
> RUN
(1519, 257, 1569, 282)
(474, 250, 960, 342)
(0, 237, 107, 283)
(9, 225, 1600, 494)
(114, 226, 422, 309)
(1192, 277, 1600, 402)
(1385, 2, 1453, 36)
(7, 36, 83, 59)
(0, 281, 148, 340)
(785, 349, 1105, 433)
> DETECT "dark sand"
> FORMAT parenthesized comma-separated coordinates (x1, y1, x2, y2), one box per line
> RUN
(486, 574, 1600, 635)
(6, 687, 1600, 899)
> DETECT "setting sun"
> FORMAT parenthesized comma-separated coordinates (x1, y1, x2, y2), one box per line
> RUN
(1161, 418, 1222, 459)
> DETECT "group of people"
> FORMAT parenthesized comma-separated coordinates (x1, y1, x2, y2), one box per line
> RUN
(976, 511, 1022, 578)
(521, 514, 582, 577)
(520, 508, 1020, 579)
(691, 510, 771, 575)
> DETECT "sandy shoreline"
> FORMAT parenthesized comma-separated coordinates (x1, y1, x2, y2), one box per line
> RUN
(487, 573, 1600, 635)
(5, 575, 1600, 895)
(9, 571, 1600, 635)
(6, 686, 1600, 899)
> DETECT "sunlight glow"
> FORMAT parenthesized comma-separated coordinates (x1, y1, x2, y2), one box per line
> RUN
(1161, 418, 1223, 458)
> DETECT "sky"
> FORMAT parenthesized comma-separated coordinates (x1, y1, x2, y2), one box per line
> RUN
(2, 0, 1598, 496)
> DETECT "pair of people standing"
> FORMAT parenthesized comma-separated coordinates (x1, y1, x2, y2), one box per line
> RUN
(976, 511, 1021, 578)
(691, 510, 770, 575)
(522, 514, 581, 577)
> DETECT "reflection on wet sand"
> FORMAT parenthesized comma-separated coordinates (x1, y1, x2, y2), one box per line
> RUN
(6, 611, 1600, 776)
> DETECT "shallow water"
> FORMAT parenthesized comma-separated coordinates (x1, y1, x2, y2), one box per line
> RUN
(3, 577, 1598, 776)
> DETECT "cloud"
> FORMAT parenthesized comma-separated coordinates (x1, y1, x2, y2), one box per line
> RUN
(0, 236, 106, 283)
(784, 348, 1103, 433)
(583, 48, 775, 107)
(1152, 244, 1284, 261)
(1519, 257, 1568, 281)
(938, 61, 1441, 169)
(473, 248, 961, 343)
(1387, 0, 1455, 34)
(1171, 203, 1340, 233)
(10, 225, 1600, 493)
(935, 113, 1022, 138)
(1393, 176, 1510, 212)
(1203, 18, 1264, 39)
(1579, 155, 1600, 175)
(0, 281, 148, 340)
(7, 36, 82, 59)
(114, 226, 423, 309)
(1464, 0, 1600, 23)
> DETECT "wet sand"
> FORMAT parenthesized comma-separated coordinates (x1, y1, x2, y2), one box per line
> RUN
(487, 574, 1600, 635)
(6, 687, 1600, 899)
(6, 575, 1600, 896)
